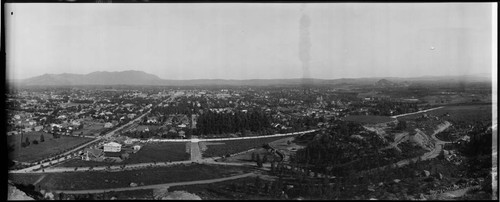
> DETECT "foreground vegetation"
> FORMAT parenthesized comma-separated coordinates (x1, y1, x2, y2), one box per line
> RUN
(10, 164, 254, 191)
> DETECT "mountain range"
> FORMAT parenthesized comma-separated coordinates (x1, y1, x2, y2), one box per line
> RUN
(11, 70, 492, 87)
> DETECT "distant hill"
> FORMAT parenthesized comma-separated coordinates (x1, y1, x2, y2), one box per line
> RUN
(21, 70, 164, 86)
(375, 79, 411, 87)
(14, 70, 493, 87)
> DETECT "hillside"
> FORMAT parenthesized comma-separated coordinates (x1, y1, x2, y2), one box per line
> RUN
(15, 71, 493, 87)
(21, 70, 164, 86)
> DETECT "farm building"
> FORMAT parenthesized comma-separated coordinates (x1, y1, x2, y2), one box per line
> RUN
(103, 142, 122, 152)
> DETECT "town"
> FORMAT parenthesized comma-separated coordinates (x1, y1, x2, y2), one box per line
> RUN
(7, 76, 496, 200)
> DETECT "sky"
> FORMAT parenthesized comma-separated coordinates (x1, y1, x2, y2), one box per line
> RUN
(6, 3, 494, 80)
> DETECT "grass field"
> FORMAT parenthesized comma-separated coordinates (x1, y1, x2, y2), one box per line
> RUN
(168, 176, 275, 200)
(126, 142, 189, 163)
(72, 121, 105, 136)
(56, 142, 189, 167)
(9, 164, 254, 190)
(221, 148, 278, 163)
(202, 136, 289, 158)
(343, 115, 396, 124)
(399, 104, 492, 124)
(8, 132, 93, 163)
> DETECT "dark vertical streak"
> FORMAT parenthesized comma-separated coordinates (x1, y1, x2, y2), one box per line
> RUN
(299, 5, 311, 79)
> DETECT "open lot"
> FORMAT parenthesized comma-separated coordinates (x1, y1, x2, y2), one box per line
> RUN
(8, 132, 93, 163)
(126, 142, 189, 163)
(9, 164, 254, 190)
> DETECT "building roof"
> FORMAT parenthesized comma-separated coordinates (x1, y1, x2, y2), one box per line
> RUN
(104, 142, 122, 147)
(84, 148, 103, 157)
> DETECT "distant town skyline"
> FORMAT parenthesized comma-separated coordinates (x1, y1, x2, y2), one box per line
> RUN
(6, 3, 494, 80)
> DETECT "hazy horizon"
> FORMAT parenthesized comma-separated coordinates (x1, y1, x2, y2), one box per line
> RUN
(8, 69, 494, 82)
(6, 3, 494, 80)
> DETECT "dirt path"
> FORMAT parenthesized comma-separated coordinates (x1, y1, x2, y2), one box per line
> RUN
(51, 173, 256, 194)
(390, 106, 444, 118)
(433, 185, 481, 199)
(33, 175, 46, 185)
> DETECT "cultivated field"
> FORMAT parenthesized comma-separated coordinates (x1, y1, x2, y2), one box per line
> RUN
(8, 132, 93, 163)
(9, 164, 254, 190)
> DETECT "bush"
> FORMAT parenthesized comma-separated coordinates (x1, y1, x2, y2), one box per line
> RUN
(33, 140, 39, 145)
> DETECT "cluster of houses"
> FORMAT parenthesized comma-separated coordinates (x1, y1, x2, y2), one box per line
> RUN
(7, 89, 151, 137)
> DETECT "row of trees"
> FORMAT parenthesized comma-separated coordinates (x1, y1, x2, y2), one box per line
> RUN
(196, 110, 272, 135)
(21, 134, 45, 148)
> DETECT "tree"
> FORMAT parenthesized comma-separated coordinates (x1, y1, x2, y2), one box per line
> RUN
(256, 154, 263, 168)
(40, 134, 45, 142)
(255, 176, 262, 190)
(262, 155, 268, 164)
(25, 137, 30, 146)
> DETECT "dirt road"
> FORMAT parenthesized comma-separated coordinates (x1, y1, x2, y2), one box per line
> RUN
(52, 173, 256, 195)
(390, 106, 444, 118)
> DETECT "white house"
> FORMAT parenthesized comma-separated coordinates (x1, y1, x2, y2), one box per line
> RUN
(104, 122, 113, 128)
(103, 142, 122, 152)
(133, 145, 141, 151)
(124, 139, 133, 145)
(71, 120, 81, 126)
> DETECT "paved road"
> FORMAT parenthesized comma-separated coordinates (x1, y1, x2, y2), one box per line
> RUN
(190, 141, 202, 162)
(51, 172, 256, 194)
(390, 106, 444, 119)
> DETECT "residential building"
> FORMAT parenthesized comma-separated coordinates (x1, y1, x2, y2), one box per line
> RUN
(103, 142, 122, 152)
